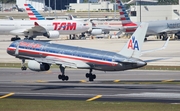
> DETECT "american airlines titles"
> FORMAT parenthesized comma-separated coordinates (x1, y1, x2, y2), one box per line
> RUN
(19, 41, 42, 48)
(167, 23, 180, 29)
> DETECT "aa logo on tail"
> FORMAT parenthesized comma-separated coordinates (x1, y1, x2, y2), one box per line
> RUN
(128, 36, 139, 50)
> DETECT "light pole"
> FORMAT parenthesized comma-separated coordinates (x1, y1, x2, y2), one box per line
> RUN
(55, 0, 56, 18)
(88, 0, 90, 19)
(114, 0, 116, 18)
(140, 0, 141, 22)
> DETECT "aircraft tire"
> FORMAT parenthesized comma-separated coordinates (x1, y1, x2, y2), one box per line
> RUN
(11, 38, 15, 41)
(92, 74, 96, 79)
(89, 77, 94, 82)
(58, 75, 62, 79)
(86, 73, 90, 78)
(21, 66, 27, 70)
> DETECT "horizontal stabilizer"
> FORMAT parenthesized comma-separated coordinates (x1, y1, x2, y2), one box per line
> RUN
(141, 37, 170, 55)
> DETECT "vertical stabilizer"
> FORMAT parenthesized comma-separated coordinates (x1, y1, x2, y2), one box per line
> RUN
(116, 0, 137, 33)
(24, 4, 45, 20)
(118, 23, 148, 58)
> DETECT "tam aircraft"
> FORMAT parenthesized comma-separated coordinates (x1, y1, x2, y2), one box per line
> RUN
(7, 22, 169, 81)
(0, 4, 89, 41)
(117, 0, 180, 40)
(24, 4, 121, 36)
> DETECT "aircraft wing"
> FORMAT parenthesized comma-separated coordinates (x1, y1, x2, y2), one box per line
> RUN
(92, 26, 121, 31)
(141, 37, 170, 55)
(159, 28, 180, 34)
(34, 56, 90, 69)
(28, 22, 47, 33)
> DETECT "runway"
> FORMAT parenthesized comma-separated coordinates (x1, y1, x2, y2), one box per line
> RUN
(0, 68, 180, 103)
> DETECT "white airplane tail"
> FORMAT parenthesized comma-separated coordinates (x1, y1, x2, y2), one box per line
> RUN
(118, 22, 148, 58)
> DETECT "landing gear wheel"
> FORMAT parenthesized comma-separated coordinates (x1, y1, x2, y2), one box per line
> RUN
(58, 65, 69, 81)
(85, 69, 96, 81)
(58, 75, 62, 79)
(11, 37, 21, 41)
(21, 66, 27, 70)
(58, 75, 69, 81)
(86, 73, 90, 78)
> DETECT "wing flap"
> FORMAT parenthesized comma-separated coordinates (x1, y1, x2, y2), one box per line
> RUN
(35, 56, 90, 69)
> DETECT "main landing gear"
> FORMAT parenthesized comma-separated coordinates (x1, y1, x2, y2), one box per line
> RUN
(57, 66, 96, 82)
(21, 59, 27, 70)
(11, 35, 21, 41)
(58, 65, 69, 81)
(24, 36, 33, 40)
(85, 69, 96, 81)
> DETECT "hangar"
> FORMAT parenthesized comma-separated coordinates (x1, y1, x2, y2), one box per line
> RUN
(16, 0, 77, 11)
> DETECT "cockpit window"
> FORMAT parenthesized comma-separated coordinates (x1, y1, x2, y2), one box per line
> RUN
(9, 41, 19, 47)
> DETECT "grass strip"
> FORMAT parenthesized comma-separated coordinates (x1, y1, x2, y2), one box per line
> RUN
(0, 98, 180, 111)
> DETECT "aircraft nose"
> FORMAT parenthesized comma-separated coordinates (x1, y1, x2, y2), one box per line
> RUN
(7, 46, 14, 55)
(7, 41, 17, 56)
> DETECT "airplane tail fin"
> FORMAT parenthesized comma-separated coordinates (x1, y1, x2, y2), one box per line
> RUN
(116, 0, 137, 32)
(24, 4, 45, 20)
(118, 22, 148, 58)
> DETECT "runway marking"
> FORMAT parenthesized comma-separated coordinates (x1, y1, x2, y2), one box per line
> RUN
(114, 80, 120, 82)
(36, 80, 47, 83)
(86, 95, 102, 101)
(0, 92, 14, 99)
(162, 79, 174, 82)
(80, 80, 87, 83)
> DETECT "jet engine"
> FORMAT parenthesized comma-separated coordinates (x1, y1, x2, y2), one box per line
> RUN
(44, 31, 60, 39)
(91, 29, 102, 35)
(28, 60, 50, 71)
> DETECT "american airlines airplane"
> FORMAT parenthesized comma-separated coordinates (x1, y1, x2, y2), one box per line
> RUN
(7, 23, 169, 81)
(117, 0, 180, 40)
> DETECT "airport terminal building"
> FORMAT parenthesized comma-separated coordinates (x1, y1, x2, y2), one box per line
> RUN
(16, 0, 180, 22)
(16, 0, 77, 11)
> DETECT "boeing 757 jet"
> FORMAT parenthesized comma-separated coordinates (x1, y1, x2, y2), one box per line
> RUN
(7, 23, 169, 81)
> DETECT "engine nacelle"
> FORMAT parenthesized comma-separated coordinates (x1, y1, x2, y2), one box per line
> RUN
(28, 60, 50, 71)
(44, 31, 60, 39)
(91, 29, 102, 35)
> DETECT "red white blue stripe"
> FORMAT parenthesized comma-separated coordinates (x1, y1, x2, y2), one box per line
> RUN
(24, 4, 45, 20)
(7, 46, 118, 66)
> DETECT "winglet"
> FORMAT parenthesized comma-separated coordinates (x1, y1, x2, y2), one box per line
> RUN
(118, 22, 148, 58)
(34, 22, 39, 26)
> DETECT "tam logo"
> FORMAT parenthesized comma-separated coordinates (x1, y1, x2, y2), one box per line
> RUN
(53, 22, 76, 30)
(127, 36, 139, 50)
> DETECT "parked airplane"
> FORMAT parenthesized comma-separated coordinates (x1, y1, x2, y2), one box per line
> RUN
(7, 23, 169, 81)
(24, 4, 121, 36)
(0, 20, 89, 41)
(117, 0, 180, 40)
(68, 14, 122, 36)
